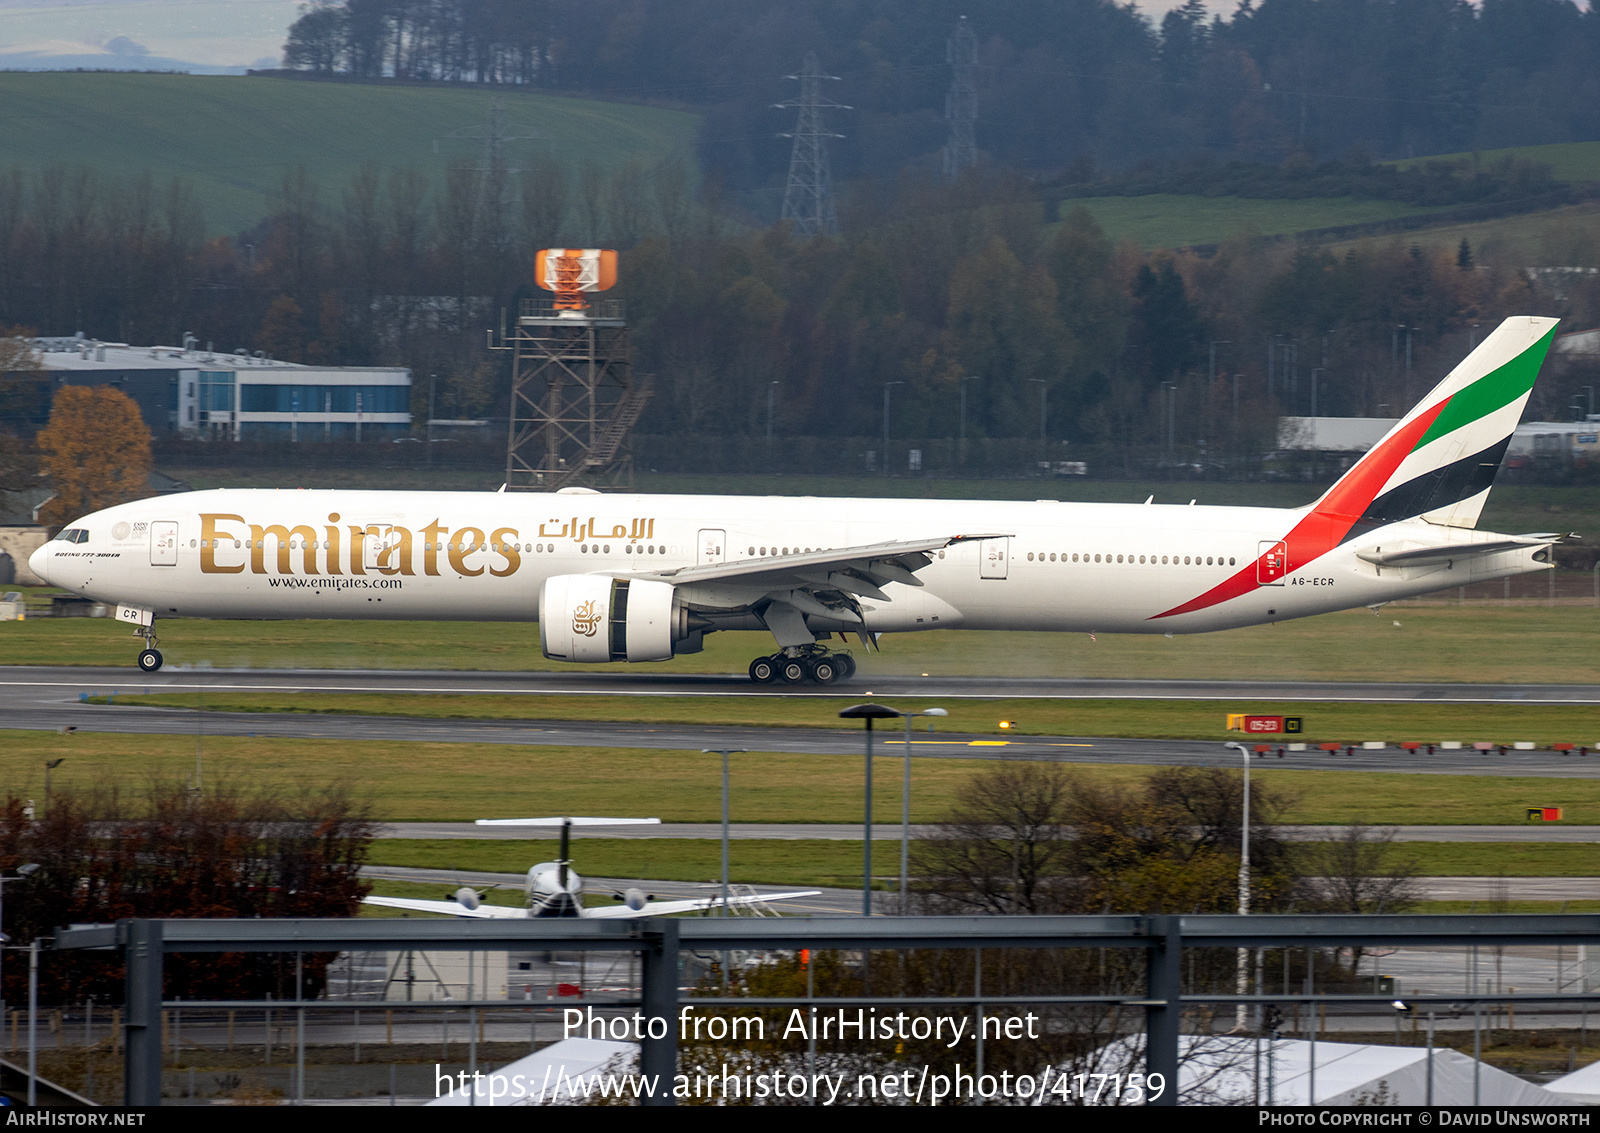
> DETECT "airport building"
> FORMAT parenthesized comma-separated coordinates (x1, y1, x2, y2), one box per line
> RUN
(1281, 414, 1600, 461)
(11, 335, 411, 440)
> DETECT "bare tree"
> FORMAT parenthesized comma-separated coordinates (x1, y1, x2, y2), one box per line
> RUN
(912, 760, 1085, 915)
(913, 762, 1300, 917)
(1298, 823, 1421, 915)
(1296, 822, 1421, 974)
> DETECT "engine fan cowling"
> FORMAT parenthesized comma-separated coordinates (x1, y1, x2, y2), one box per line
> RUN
(539, 574, 680, 663)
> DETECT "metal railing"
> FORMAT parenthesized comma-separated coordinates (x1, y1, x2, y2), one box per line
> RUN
(54, 914, 1600, 1106)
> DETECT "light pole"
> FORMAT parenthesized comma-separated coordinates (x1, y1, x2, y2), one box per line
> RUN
(427, 374, 437, 461)
(897, 707, 946, 910)
(43, 760, 63, 818)
(1162, 383, 1178, 465)
(959, 375, 980, 469)
(766, 382, 780, 464)
(1310, 368, 1325, 418)
(840, 703, 901, 915)
(882, 382, 903, 478)
(702, 749, 747, 915)
(1226, 740, 1252, 1032)
(1210, 340, 1231, 391)
(26, 937, 37, 1106)
(1396, 324, 1415, 403)
(0, 864, 40, 1038)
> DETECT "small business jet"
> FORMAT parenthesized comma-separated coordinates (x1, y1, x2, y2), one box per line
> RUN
(29, 317, 1567, 683)
(362, 817, 820, 920)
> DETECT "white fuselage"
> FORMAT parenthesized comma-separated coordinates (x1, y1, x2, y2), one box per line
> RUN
(30, 489, 1548, 639)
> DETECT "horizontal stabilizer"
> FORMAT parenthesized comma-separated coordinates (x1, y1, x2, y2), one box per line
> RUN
(1356, 535, 1556, 568)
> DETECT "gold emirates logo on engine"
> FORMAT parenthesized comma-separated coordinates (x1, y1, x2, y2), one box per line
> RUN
(572, 599, 603, 637)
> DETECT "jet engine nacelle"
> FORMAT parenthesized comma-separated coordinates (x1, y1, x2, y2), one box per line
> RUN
(539, 575, 685, 663)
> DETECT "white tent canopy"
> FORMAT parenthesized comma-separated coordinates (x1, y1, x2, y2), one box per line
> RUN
(427, 1037, 637, 1106)
(1546, 1058, 1600, 1104)
(1097, 1036, 1567, 1106)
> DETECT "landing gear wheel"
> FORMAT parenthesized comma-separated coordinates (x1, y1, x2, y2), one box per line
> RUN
(836, 653, 857, 680)
(137, 649, 164, 673)
(808, 657, 839, 685)
(749, 656, 778, 684)
(779, 658, 807, 684)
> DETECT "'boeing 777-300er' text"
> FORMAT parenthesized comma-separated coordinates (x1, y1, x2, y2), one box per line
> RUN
(29, 316, 1566, 684)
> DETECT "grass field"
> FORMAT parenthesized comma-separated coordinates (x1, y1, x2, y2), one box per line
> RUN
(92, 692, 1600, 748)
(1395, 141, 1600, 185)
(1063, 195, 1450, 249)
(0, 73, 698, 233)
(6, 730, 1600, 825)
(1326, 198, 1600, 259)
(11, 604, 1598, 683)
(363, 838, 1600, 884)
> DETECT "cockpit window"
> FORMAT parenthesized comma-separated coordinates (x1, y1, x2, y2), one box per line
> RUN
(54, 529, 89, 544)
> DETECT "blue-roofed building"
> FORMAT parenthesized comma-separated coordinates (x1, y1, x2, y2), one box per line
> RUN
(9, 335, 411, 440)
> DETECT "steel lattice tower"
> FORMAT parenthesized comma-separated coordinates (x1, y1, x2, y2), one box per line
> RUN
(944, 17, 978, 178)
(776, 51, 848, 237)
(500, 296, 652, 492)
(439, 98, 540, 247)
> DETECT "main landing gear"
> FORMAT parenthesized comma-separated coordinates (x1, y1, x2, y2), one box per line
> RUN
(748, 647, 856, 686)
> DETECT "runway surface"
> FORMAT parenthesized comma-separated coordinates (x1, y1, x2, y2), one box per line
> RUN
(5, 664, 1600, 703)
(378, 822, 1600, 842)
(3, 664, 1597, 778)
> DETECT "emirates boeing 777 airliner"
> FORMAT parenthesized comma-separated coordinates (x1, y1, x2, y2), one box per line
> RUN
(29, 316, 1564, 684)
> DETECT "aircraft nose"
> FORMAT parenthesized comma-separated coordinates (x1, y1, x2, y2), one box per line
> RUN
(27, 541, 52, 586)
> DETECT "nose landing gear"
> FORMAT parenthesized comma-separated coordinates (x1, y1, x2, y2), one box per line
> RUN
(748, 647, 855, 686)
(133, 621, 163, 672)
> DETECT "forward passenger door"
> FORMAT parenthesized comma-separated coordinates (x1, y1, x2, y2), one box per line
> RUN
(980, 537, 1008, 579)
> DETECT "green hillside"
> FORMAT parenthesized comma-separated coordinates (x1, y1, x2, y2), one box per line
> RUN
(0, 73, 699, 234)
(1396, 140, 1600, 184)
(1065, 194, 1453, 250)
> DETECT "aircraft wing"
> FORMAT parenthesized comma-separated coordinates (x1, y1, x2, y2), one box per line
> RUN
(615, 534, 1006, 632)
(625, 535, 1003, 595)
(362, 896, 527, 919)
(583, 890, 823, 919)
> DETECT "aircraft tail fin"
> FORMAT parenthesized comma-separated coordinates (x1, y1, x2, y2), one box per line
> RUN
(1308, 316, 1558, 537)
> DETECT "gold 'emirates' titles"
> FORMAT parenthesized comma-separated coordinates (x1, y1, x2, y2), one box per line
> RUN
(197, 513, 659, 578)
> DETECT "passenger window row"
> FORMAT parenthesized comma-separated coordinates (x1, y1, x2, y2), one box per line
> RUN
(1025, 551, 1238, 566)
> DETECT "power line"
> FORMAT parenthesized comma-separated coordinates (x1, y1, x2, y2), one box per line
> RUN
(435, 98, 542, 246)
(943, 16, 978, 179)
(775, 51, 849, 237)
